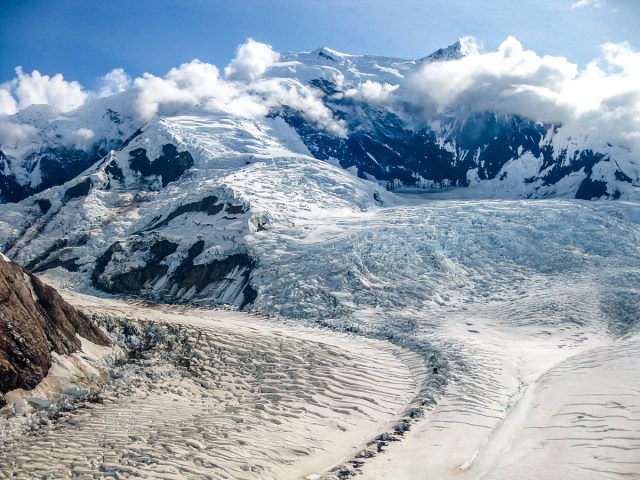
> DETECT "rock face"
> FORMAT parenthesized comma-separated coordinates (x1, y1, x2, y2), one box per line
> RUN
(0, 254, 110, 405)
(280, 99, 633, 200)
(1, 43, 638, 207)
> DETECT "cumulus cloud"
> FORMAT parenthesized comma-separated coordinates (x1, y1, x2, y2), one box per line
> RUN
(0, 88, 18, 115)
(99, 68, 132, 97)
(2, 36, 637, 150)
(69, 127, 95, 148)
(403, 36, 640, 152)
(134, 59, 223, 119)
(132, 40, 345, 134)
(132, 58, 266, 120)
(342, 80, 399, 104)
(457, 36, 481, 56)
(407, 36, 577, 118)
(224, 38, 279, 81)
(1, 67, 88, 113)
(251, 78, 346, 135)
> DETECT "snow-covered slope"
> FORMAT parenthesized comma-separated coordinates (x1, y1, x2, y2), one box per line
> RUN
(261, 43, 638, 200)
(0, 109, 390, 307)
(2, 41, 639, 206)
(1, 42, 640, 480)
(1, 92, 640, 315)
(0, 93, 137, 203)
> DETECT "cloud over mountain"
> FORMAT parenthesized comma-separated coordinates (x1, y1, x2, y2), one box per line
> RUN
(0, 37, 638, 151)
(224, 38, 280, 81)
(400, 36, 640, 151)
(0, 67, 87, 115)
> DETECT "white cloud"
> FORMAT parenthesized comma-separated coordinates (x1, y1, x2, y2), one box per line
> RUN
(133, 59, 222, 119)
(571, 0, 602, 9)
(402, 36, 640, 152)
(70, 127, 95, 148)
(74, 127, 94, 139)
(0, 67, 87, 115)
(11, 67, 87, 112)
(3, 36, 636, 150)
(0, 121, 37, 146)
(251, 78, 347, 136)
(342, 80, 399, 104)
(132, 40, 345, 135)
(99, 68, 132, 97)
(407, 36, 577, 117)
(133, 59, 263, 120)
(458, 36, 481, 56)
(224, 38, 279, 81)
(0, 87, 17, 115)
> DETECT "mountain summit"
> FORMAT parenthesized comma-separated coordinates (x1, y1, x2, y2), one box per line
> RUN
(0, 40, 638, 307)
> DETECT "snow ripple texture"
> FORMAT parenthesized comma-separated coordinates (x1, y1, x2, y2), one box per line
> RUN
(0, 298, 420, 480)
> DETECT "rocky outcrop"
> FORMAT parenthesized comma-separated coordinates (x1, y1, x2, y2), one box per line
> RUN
(0, 254, 110, 406)
(129, 144, 194, 187)
(91, 238, 256, 308)
(0, 144, 118, 204)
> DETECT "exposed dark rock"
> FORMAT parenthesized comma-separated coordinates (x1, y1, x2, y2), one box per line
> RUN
(0, 255, 110, 403)
(120, 127, 144, 149)
(32, 257, 79, 274)
(172, 241, 256, 306)
(275, 80, 630, 197)
(92, 237, 256, 307)
(91, 243, 120, 288)
(104, 159, 124, 181)
(309, 78, 340, 96)
(35, 198, 52, 214)
(24, 239, 68, 272)
(103, 108, 124, 125)
(576, 177, 609, 200)
(241, 283, 258, 309)
(92, 238, 178, 293)
(355, 450, 376, 459)
(1, 143, 119, 204)
(108, 264, 170, 293)
(225, 204, 246, 215)
(318, 50, 336, 62)
(279, 104, 551, 189)
(63, 177, 92, 200)
(334, 466, 355, 479)
(423, 41, 465, 62)
(0, 150, 26, 204)
(615, 169, 632, 183)
(149, 239, 180, 260)
(540, 149, 606, 187)
(129, 144, 194, 187)
(393, 420, 411, 436)
(142, 195, 225, 231)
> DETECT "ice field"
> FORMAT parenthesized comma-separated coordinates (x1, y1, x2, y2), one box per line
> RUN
(2, 189, 639, 479)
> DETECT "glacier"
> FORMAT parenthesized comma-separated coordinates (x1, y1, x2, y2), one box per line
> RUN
(0, 40, 639, 479)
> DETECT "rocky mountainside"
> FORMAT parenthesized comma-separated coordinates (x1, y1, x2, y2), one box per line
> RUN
(0, 41, 638, 310)
(0, 253, 109, 405)
(272, 44, 638, 200)
(0, 111, 381, 307)
(0, 42, 637, 206)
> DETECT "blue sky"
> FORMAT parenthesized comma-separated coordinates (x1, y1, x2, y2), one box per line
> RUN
(0, 0, 638, 87)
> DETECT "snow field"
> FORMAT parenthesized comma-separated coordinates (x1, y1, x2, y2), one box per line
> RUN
(0, 293, 425, 479)
(1, 109, 640, 479)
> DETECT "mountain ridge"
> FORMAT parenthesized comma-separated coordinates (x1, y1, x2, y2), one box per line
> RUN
(0, 253, 110, 405)
(1, 41, 637, 204)
(0, 41, 638, 307)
